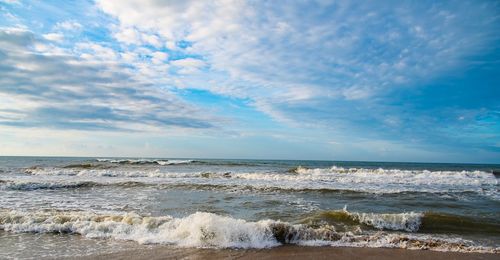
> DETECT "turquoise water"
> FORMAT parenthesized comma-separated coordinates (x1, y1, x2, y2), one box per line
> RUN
(0, 157, 499, 258)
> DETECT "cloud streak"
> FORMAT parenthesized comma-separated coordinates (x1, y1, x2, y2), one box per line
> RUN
(0, 28, 216, 131)
(97, 0, 499, 117)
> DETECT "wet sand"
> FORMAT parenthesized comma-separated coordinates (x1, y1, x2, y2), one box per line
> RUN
(74, 245, 498, 260)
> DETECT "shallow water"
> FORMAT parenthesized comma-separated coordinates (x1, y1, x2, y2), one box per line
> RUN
(0, 157, 499, 258)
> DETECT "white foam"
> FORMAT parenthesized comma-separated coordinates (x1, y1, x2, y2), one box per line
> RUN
(95, 159, 192, 165)
(23, 168, 199, 178)
(232, 167, 498, 198)
(0, 210, 278, 248)
(158, 160, 193, 165)
(343, 207, 423, 232)
(274, 166, 496, 188)
(0, 180, 97, 191)
(0, 210, 497, 253)
(20, 165, 499, 199)
(328, 233, 496, 253)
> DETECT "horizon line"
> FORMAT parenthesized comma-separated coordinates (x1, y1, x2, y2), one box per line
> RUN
(1, 155, 499, 166)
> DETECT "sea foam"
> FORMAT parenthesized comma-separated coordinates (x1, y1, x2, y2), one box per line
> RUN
(343, 207, 423, 232)
(0, 210, 497, 253)
(19, 165, 499, 199)
(96, 159, 193, 165)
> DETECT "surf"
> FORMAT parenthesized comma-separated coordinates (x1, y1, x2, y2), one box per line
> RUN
(0, 210, 497, 253)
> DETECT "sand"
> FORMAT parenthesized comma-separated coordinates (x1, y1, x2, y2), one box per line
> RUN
(73, 245, 498, 260)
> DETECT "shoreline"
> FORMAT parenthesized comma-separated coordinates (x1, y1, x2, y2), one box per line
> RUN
(72, 245, 499, 260)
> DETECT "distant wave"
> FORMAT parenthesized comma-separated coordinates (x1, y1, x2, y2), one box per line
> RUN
(62, 163, 116, 169)
(0, 179, 490, 201)
(0, 209, 497, 252)
(0, 180, 99, 190)
(0, 180, 147, 191)
(95, 159, 266, 167)
(23, 167, 202, 178)
(288, 165, 499, 177)
(232, 168, 499, 198)
(19, 165, 499, 200)
(96, 159, 194, 165)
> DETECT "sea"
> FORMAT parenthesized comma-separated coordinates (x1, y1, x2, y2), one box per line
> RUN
(0, 156, 499, 259)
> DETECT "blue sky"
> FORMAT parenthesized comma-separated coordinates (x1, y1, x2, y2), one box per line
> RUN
(0, 0, 499, 163)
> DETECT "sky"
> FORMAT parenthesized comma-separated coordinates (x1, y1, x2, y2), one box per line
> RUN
(0, 0, 499, 163)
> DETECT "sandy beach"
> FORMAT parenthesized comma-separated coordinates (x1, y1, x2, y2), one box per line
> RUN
(74, 245, 499, 260)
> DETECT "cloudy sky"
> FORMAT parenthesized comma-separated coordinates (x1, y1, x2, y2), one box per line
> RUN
(0, 0, 499, 163)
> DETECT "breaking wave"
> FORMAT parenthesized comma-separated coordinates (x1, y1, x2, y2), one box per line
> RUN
(0, 180, 147, 191)
(0, 180, 100, 191)
(0, 210, 497, 252)
(18, 165, 498, 199)
(94, 159, 269, 167)
(23, 167, 201, 178)
(62, 163, 115, 169)
(286, 166, 497, 184)
(237, 167, 498, 196)
(336, 208, 422, 232)
(301, 208, 500, 235)
(301, 208, 422, 232)
(96, 159, 194, 165)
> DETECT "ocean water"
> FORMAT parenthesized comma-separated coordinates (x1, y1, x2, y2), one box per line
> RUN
(0, 156, 499, 258)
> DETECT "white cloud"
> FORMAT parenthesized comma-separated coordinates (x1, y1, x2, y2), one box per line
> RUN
(0, 0, 20, 4)
(151, 51, 168, 64)
(142, 33, 162, 48)
(0, 29, 220, 131)
(165, 40, 177, 50)
(42, 33, 64, 42)
(54, 21, 82, 31)
(342, 86, 373, 100)
(171, 58, 205, 68)
(120, 51, 138, 62)
(171, 57, 206, 74)
(95, 0, 498, 128)
(76, 42, 119, 61)
(113, 27, 142, 45)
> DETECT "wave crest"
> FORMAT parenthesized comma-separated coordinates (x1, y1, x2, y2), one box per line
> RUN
(96, 159, 193, 165)
(19, 165, 499, 199)
(0, 180, 99, 191)
(0, 210, 497, 252)
(301, 208, 423, 232)
(348, 210, 423, 232)
(0, 180, 148, 191)
(302, 209, 500, 235)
